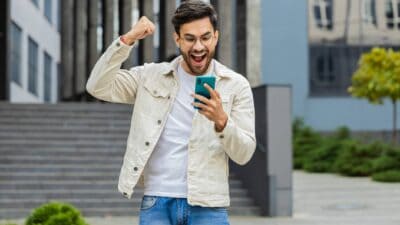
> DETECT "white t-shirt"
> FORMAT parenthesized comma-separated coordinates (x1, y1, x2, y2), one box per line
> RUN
(143, 63, 213, 198)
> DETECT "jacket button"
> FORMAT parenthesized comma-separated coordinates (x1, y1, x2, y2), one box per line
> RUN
(219, 134, 224, 139)
(153, 90, 157, 95)
(133, 167, 138, 172)
(157, 120, 162, 125)
(167, 95, 171, 99)
(123, 192, 127, 196)
(145, 141, 150, 146)
(116, 42, 121, 47)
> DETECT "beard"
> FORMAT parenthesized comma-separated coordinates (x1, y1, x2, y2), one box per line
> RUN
(180, 48, 215, 75)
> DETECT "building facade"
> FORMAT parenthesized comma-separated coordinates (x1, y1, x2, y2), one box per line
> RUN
(6, 0, 61, 103)
(262, 0, 400, 133)
(0, 0, 261, 102)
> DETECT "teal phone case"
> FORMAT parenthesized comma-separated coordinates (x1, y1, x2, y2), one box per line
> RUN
(194, 76, 216, 108)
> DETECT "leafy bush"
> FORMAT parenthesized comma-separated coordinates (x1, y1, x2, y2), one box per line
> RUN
(293, 124, 322, 169)
(302, 126, 351, 173)
(372, 147, 400, 172)
(372, 170, 400, 182)
(25, 202, 88, 225)
(333, 141, 384, 176)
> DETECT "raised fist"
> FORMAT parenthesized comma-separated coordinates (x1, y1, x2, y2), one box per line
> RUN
(122, 16, 155, 45)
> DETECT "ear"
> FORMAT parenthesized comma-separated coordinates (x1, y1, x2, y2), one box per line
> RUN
(214, 30, 219, 45)
(173, 32, 180, 48)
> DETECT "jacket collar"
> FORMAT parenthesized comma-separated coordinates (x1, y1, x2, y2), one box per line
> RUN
(161, 56, 232, 79)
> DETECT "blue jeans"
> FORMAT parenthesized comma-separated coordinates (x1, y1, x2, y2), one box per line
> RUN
(139, 196, 230, 225)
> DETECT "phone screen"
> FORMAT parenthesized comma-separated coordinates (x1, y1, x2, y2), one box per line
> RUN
(194, 76, 216, 108)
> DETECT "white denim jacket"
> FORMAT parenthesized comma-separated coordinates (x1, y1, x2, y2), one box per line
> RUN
(86, 38, 256, 207)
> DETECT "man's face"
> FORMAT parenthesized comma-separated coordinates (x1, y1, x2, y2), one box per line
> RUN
(174, 17, 219, 75)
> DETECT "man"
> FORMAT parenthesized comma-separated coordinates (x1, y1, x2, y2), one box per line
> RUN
(86, 1, 256, 224)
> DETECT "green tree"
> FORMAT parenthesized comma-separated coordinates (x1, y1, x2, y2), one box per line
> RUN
(349, 48, 400, 143)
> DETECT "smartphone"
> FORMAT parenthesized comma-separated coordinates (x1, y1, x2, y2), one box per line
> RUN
(194, 75, 216, 108)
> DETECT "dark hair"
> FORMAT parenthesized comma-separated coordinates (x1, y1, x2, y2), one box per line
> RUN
(171, 0, 218, 35)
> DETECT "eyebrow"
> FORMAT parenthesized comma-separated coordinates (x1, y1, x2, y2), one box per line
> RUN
(183, 32, 212, 38)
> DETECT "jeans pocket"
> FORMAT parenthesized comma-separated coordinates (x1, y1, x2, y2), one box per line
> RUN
(140, 196, 157, 210)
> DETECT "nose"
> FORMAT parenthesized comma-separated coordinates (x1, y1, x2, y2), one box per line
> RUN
(192, 39, 205, 51)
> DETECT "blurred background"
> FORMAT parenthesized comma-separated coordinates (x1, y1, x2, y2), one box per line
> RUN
(1, 0, 400, 135)
(1, 0, 400, 223)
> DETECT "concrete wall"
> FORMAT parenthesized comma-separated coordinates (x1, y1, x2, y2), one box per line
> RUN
(261, 0, 309, 120)
(10, 0, 60, 103)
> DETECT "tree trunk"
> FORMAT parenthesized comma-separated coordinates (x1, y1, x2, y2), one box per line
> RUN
(393, 100, 397, 144)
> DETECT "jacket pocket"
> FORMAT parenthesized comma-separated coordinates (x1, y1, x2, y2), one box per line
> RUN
(143, 78, 170, 98)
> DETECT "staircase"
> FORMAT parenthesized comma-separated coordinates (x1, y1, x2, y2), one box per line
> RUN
(0, 103, 261, 219)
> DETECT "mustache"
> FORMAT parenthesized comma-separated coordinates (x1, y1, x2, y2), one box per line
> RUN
(190, 49, 208, 54)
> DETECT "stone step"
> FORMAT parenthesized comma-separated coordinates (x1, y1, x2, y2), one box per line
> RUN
(0, 111, 131, 118)
(0, 155, 124, 164)
(0, 103, 132, 112)
(0, 188, 249, 199)
(0, 103, 262, 218)
(0, 125, 129, 133)
(0, 171, 119, 180)
(0, 146, 125, 153)
(0, 118, 130, 126)
(0, 140, 126, 147)
(0, 205, 261, 219)
(0, 197, 255, 209)
(0, 132, 128, 141)
(0, 180, 243, 190)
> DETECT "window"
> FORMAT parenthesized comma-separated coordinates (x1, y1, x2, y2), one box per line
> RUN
(310, 45, 355, 96)
(28, 37, 39, 95)
(44, 0, 52, 23)
(31, 0, 39, 8)
(44, 52, 52, 102)
(386, 0, 400, 29)
(313, 0, 333, 30)
(10, 22, 22, 86)
(363, 0, 377, 25)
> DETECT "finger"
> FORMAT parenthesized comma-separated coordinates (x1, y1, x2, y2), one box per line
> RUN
(191, 93, 211, 105)
(192, 101, 207, 109)
(203, 84, 217, 99)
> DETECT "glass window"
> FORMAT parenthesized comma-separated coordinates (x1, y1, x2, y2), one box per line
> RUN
(313, 0, 333, 30)
(28, 37, 39, 95)
(44, 52, 52, 102)
(363, 0, 377, 25)
(44, 0, 52, 23)
(386, 0, 400, 29)
(10, 22, 23, 86)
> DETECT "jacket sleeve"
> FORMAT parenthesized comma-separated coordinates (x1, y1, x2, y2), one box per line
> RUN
(86, 38, 143, 104)
(216, 82, 256, 165)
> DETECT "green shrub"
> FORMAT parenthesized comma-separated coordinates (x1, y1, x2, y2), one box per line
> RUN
(293, 126, 322, 169)
(372, 147, 400, 172)
(302, 126, 351, 173)
(25, 202, 88, 225)
(372, 170, 400, 182)
(333, 141, 384, 176)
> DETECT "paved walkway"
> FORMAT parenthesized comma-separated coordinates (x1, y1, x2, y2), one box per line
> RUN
(2, 171, 400, 225)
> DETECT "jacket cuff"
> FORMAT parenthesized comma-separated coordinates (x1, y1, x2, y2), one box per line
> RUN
(111, 38, 138, 56)
(214, 116, 234, 140)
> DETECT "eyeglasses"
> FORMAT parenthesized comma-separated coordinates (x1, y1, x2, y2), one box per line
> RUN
(181, 33, 215, 47)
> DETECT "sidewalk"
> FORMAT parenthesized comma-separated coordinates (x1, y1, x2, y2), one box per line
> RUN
(3, 171, 400, 225)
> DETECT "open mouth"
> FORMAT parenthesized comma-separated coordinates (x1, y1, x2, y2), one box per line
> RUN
(190, 53, 207, 66)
